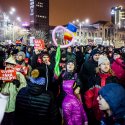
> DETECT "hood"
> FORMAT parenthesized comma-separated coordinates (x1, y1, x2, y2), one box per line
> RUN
(27, 77, 46, 95)
(99, 83, 125, 119)
(29, 77, 46, 85)
(5, 56, 17, 65)
(63, 80, 75, 95)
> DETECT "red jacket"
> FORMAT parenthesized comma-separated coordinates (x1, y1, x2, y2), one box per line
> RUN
(84, 73, 111, 120)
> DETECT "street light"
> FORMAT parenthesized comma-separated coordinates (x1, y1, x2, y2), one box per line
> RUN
(17, 17, 21, 22)
(9, 7, 16, 15)
(72, 18, 90, 45)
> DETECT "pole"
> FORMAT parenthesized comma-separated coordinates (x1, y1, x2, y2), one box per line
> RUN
(79, 23, 81, 45)
(12, 22, 15, 42)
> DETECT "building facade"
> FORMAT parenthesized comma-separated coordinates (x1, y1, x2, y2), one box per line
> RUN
(30, 0, 49, 32)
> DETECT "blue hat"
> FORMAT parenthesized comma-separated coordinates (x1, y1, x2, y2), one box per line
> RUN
(90, 49, 100, 57)
(99, 83, 125, 118)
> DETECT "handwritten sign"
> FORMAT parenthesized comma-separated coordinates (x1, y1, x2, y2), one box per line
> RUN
(34, 39, 45, 50)
(15, 65, 29, 76)
(0, 70, 16, 82)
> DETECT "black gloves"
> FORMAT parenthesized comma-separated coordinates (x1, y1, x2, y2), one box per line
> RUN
(12, 79, 20, 88)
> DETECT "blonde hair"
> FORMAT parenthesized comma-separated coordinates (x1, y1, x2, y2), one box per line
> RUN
(96, 67, 115, 76)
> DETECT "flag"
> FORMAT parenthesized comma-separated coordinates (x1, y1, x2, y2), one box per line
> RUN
(54, 45, 61, 79)
(64, 32, 73, 41)
(67, 23, 77, 32)
(20, 37, 23, 42)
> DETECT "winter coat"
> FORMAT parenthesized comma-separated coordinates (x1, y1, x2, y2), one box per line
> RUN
(75, 51, 84, 73)
(99, 83, 125, 125)
(79, 59, 98, 93)
(111, 58, 125, 86)
(66, 52, 76, 62)
(84, 53, 90, 62)
(84, 73, 118, 120)
(62, 79, 88, 125)
(15, 79, 61, 125)
(56, 72, 82, 107)
(0, 72, 27, 112)
(31, 53, 54, 92)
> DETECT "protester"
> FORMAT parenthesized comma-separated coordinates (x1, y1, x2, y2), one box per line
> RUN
(15, 68, 61, 125)
(79, 48, 100, 93)
(98, 83, 125, 125)
(84, 55, 118, 125)
(111, 49, 125, 87)
(1, 56, 27, 125)
(16, 51, 32, 78)
(62, 81, 88, 125)
(55, 59, 82, 108)
(31, 51, 54, 93)
(66, 46, 76, 62)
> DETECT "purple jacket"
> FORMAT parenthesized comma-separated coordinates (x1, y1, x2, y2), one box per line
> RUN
(62, 80, 88, 125)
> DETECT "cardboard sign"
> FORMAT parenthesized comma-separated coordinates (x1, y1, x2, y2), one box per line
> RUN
(94, 37, 102, 45)
(0, 70, 16, 82)
(114, 41, 124, 48)
(34, 39, 45, 50)
(15, 65, 29, 76)
(30, 36, 35, 46)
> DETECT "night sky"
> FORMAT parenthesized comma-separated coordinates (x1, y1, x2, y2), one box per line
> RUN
(0, 0, 124, 26)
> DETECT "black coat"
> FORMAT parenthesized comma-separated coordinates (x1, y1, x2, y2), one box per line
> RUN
(79, 59, 98, 93)
(31, 53, 54, 93)
(15, 82, 61, 125)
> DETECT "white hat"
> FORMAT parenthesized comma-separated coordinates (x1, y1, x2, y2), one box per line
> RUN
(5, 56, 17, 65)
(98, 55, 110, 66)
(17, 51, 26, 59)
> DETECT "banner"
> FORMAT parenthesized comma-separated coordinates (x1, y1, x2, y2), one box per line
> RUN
(94, 37, 102, 45)
(30, 36, 35, 46)
(34, 39, 45, 50)
(0, 70, 16, 82)
(102, 41, 109, 46)
(114, 41, 124, 48)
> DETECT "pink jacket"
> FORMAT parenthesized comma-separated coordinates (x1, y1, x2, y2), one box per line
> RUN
(111, 58, 125, 80)
(62, 80, 88, 125)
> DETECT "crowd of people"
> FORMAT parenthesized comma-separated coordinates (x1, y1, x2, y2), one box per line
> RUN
(0, 43, 125, 125)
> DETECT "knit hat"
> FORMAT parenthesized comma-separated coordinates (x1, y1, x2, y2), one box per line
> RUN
(30, 67, 46, 85)
(114, 49, 121, 55)
(61, 53, 66, 58)
(17, 51, 26, 59)
(98, 83, 125, 117)
(5, 56, 17, 65)
(67, 59, 76, 66)
(41, 52, 50, 58)
(98, 55, 110, 66)
(11, 49, 18, 55)
(31, 67, 46, 78)
(90, 49, 100, 57)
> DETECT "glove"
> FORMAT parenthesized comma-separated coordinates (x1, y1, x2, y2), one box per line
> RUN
(12, 79, 20, 88)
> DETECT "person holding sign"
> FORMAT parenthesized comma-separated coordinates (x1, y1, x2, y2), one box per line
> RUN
(16, 51, 32, 79)
(0, 56, 27, 125)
